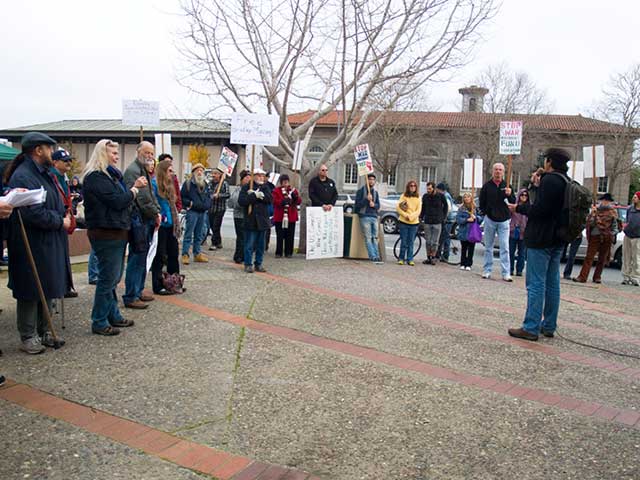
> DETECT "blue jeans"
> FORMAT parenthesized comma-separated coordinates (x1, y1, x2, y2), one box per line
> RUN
(438, 222, 453, 260)
(509, 237, 526, 275)
(88, 248, 99, 283)
(522, 246, 563, 335)
(90, 238, 127, 330)
(181, 210, 207, 256)
(359, 216, 380, 260)
(123, 219, 155, 304)
(563, 237, 582, 278)
(244, 229, 266, 266)
(483, 217, 510, 277)
(398, 222, 418, 262)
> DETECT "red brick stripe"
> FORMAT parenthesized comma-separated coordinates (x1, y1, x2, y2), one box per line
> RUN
(0, 382, 315, 480)
(157, 295, 640, 430)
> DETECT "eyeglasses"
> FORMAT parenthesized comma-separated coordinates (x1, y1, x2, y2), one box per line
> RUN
(320, 168, 328, 171)
(520, 193, 528, 197)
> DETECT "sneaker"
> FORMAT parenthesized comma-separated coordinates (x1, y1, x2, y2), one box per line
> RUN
(110, 318, 134, 328)
(633, 280, 640, 287)
(194, 253, 209, 263)
(398, 260, 405, 266)
(209, 245, 217, 251)
(465, 266, 471, 271)
(503, 275, 513, 282)
(181, 254, 190, 265)
(64, 288, 78, 298)
(622, 279, 631, 285)
(408, 261, 415, 266)
(516, 272, 523, 277)
(92, 325, 120, 336)
(482, 272, 491, 279)
(20, 336, 45, 354)
(244, 265, 254, 273)
(41, 332, 65, 348)
(460, 266, 465, 270)
(254, 264, 267, 273)
(374, 260, 385, 265)
(422, 259, 430, 265)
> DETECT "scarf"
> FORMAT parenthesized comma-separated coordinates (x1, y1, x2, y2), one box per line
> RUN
(107, 165, 126, 192)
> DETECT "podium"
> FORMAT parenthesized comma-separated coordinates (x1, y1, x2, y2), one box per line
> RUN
(343, 213, 386, 261)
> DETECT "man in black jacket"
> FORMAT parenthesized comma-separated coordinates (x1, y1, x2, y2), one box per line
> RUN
(208, 168, 230, 250)
(239, 168, 273, 273)
(420, 182, 448, 265)
(479, 163, 515, 281)
(308, 164, 337, 210)
(508, 148, 570, 341)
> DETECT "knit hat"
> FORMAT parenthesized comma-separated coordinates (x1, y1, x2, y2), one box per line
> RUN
(635, 191, 640, 199)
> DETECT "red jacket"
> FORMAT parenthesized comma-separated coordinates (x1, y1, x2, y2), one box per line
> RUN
(173, 175, 183, 211)
(272, 186, 301, 222)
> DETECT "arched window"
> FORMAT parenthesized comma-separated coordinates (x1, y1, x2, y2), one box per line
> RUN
(469, 97, 477, 112)
(309, 145, 325, 153)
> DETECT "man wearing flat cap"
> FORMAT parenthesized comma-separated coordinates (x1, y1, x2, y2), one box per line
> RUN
(507, 148, 572, 341)
(207, 167, 230, 251)
(180, 163, 212, 264)
(5, 132, 72, 354)
(573, 192, 618, 284)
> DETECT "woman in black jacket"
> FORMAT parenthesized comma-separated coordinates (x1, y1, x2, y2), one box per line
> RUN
(82, 139, 147, 336)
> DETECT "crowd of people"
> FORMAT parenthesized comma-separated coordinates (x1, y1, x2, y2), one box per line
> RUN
(1, 135, 640, 386)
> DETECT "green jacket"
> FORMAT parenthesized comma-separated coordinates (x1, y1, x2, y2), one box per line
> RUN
(123, 158, 160, 220)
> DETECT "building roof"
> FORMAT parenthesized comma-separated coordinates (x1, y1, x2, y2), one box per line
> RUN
(0, 119, 230, 139)
(287, 110, 638, 135)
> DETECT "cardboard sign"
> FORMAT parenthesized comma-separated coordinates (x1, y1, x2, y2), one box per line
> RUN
(567, 161, 585, 185)
(499, 121, 523, 155)
(583, 145, 606, 178)
(268, 172, 281, 186)
(154, 133, 172, 155)
(230, 113, 280, 146)
(463, 158, 484, 188)
(217, 147, 239, 176)
(122, 99, 160, 126)
(306, 206, 344, 260)
(245, 145, 263, 171)
(354, 144, 374, 176)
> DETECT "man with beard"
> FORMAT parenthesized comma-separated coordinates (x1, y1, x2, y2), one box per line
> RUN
(5, 132, 72, 353)
(180, 163, 212, 264)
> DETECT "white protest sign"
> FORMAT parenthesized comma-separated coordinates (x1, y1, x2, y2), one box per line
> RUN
(268, 172, 281, 185)
(583, 145, 605, 178)
(292, 140, 304, 171)
(463, 158, 484, 188)
(567, 161, 585, 185)
(305, 206, 344, 260)
(231, 113, 280, 146)
(218, 147, 239, 176)
(245, 145, 263, 171)
(122, 99, 160, 126)
(154, 133, 172, 155)
(353, 144, 374, 176)
(499, 121, 523, 155)
(146, 229, 159, 272)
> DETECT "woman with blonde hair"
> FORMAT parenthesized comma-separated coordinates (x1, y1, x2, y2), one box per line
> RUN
(150, 160, 182, 294)
(82, 139, 148, 336)
(396, 180, 422, 265)
(456, 192, 479, 270)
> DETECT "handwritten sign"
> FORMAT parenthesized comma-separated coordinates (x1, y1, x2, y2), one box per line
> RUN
(354, 144, 374, 176)
(231, 113, 280, 146)
(463, 158, 484, 188)
(217, 147, 238, 176)
(499, 121, 523, 155)
(583, 145, 606, 178)
(306, 207, 344, 260)
(122, 99, 160, 126)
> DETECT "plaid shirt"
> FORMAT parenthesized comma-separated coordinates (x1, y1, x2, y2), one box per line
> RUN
(209, 179, 230, 214)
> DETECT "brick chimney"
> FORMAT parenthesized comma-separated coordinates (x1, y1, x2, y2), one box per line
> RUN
(458, 85, 489, 112)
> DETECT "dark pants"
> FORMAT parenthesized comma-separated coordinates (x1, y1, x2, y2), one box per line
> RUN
(275, 221, 296, 257)
(123, 219, 154, 304)
(460, 240, 476, 267)
(208, 210, 225, 247)
(91, 238, 127, 330)
(563, 237, 582, 279)
(233, 217, 245, 263)
(151, 226, 180, 293)
(437, 222, 453, 260)
(17, 299, 54, 341)
(509, 237, 526, 275)
(576, 234, 612, 282)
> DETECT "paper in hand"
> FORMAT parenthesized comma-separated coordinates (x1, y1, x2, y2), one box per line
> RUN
(2, 187, 47, 207)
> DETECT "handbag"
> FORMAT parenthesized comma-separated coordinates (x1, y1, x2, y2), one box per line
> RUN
(129, 209, 148, 254)
(468, 221, 483, 244)
(162, 272, 186, 294)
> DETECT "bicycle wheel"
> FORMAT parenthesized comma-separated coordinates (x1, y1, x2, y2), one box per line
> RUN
(394, 234, 422, 260)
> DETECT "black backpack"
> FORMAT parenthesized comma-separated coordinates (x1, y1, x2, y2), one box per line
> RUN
(552, 172, 592, 243)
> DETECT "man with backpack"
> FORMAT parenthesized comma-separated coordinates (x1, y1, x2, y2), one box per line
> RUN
(507, 148, 583, 341)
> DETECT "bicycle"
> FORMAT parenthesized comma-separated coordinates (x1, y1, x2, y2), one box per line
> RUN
(393, 223, 460, 264)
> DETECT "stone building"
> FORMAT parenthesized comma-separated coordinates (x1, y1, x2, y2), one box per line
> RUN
(288, 88, 639, 203)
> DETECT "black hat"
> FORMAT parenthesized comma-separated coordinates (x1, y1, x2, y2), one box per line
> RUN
(239, 169, 250, 180)
(279, 174, 290, 183)
(21, 132, 56, 148)
(436, 182, 446, 190)
(598, 193, 614, 202)
(367, 173, 376, 179)
(52, 149, 73, 162)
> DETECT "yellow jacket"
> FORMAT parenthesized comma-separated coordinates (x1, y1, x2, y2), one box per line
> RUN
(396, 194, 421, 225)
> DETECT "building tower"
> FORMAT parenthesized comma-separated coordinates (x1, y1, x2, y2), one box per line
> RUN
(458, 86, 489, 112)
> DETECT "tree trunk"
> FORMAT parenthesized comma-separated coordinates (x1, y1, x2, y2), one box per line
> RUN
(297, 172, 312, 254)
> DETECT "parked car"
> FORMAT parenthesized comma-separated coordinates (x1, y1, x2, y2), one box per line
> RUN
(336, 194, 355, 213)
(571, 204, 629, 268)
(378, 196, 459, 235)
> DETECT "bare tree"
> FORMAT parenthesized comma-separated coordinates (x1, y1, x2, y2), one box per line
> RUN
(591, 63, 640, 196)
(178, 0, 497, 250)
(474, 62, 554, 114)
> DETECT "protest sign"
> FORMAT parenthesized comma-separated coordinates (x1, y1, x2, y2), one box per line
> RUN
(354, 144, 374, 176)
(583, 146, 605, 178)
(292, 140, 304, 171)
(231, 113, 280, 146)
(218, 147, 239, 176)
(463, 158, 484, 189)
(499, 121, 523, 155)
(268, 172, 280, 186)
(567, 161, 584, 185)
(122, 99, 160, 127)
(306, 206, 344, 260)
(154, 133, 172, 156)
(245, 145, 263, 171)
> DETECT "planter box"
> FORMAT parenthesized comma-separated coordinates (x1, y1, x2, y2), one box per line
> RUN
(68, 229, 91, 257)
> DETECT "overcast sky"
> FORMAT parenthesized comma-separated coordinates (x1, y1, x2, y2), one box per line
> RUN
(1, 0, 638, 130)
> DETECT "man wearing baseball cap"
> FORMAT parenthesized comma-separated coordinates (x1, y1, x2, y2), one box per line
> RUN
(5, 132, 71, 354)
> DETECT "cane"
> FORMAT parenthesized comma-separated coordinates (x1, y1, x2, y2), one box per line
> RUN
(17, 210, 64, 349)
